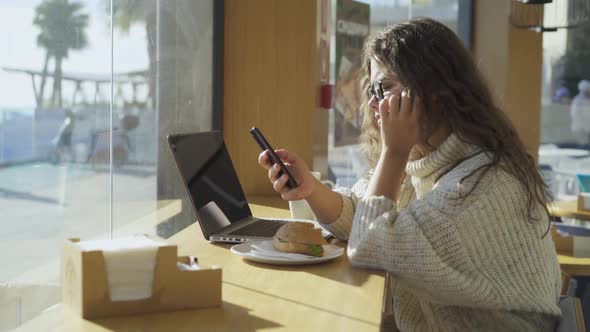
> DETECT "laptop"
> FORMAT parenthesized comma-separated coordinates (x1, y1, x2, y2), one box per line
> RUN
(168, 131, 329, 243)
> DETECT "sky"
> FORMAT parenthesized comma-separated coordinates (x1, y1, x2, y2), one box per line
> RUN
(0, 0, 149, 108)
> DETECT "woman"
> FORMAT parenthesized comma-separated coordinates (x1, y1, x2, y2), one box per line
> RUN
(258, 19, 561, 330)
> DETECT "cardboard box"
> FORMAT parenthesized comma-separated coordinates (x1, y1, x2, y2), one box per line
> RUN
(61, 238, 221, 319)
(552, 223, 590, 257)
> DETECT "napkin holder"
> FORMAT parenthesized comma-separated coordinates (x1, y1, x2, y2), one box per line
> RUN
(578, 193, 590, 212)
(61, 238, 221, 319)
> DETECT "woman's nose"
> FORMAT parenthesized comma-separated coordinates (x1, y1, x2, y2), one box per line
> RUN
(368, 95, 379, 111)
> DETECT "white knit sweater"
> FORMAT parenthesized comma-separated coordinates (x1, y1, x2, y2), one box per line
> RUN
(321, 134, 562, 331)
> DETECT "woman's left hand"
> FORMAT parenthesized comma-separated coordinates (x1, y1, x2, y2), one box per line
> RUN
(379, 90, 422, 158)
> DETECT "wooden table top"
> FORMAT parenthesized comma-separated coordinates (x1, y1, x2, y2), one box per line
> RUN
(558, 254, 590, 277)
(550, 200, 590, 221)
(16, 196, 385, 332)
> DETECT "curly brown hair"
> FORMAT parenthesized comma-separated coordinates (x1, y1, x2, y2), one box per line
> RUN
(359, 18, 551, 231)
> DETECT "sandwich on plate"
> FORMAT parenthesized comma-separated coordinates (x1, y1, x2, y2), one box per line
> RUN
(272, 222, 328, 257)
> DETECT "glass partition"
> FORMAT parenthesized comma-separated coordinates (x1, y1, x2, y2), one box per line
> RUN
(540, 22, 590, 200)
(0, 0, 218, 329)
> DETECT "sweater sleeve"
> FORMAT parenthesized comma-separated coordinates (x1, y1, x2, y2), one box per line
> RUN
(347, 193, 487, 307)
(318, 179, 368, 241)
(320, 175, 415, 241)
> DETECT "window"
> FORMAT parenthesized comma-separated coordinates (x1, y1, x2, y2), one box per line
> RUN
(540, 21, 590, 201)
(328, 0, 469, 187)
(0, 1, 219, 328)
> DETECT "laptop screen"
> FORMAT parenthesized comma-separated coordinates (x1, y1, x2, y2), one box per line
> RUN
(168, 131, 252, 234)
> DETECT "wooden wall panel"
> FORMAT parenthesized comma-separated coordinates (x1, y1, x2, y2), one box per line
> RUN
(506, 25, 543, 159)
(473, 1, 543, 159)
(223, 0, 318, 195)
(472, 1, 508, 105)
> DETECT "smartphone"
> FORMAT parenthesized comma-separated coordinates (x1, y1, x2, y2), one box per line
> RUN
(250, 127, 299, 189)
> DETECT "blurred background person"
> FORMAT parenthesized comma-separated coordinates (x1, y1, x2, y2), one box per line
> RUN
(49, 108, 75, 163)
(570, 80, 590, 146)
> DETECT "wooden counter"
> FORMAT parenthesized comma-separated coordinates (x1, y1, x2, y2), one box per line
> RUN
(15, 196, 385, 331)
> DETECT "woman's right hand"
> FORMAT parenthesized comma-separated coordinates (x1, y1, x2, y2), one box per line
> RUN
(257, 149, 318, 201)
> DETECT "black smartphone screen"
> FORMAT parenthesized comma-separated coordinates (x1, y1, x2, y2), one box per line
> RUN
(249, 127, 298, 189)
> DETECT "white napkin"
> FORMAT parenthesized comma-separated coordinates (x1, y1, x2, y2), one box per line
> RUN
(250, 240, 343, 260)
(76, 235, 165, 301)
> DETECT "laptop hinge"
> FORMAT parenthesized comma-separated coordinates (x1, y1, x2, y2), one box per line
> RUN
(216, 216, 258, 234)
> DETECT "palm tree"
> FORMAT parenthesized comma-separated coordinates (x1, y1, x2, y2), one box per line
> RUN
(33, 0, 89, 108)
(109, 1, 157, 110)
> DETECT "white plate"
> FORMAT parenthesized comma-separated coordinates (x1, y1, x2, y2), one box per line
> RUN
(230, 240, 344, 265)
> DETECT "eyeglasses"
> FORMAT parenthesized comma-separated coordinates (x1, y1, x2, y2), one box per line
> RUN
(368, 80, 384, 101)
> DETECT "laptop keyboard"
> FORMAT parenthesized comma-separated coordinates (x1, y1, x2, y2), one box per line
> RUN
(228, 219, 288, 237)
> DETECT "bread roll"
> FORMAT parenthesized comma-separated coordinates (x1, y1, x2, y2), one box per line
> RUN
(272, 222, 328, 257)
